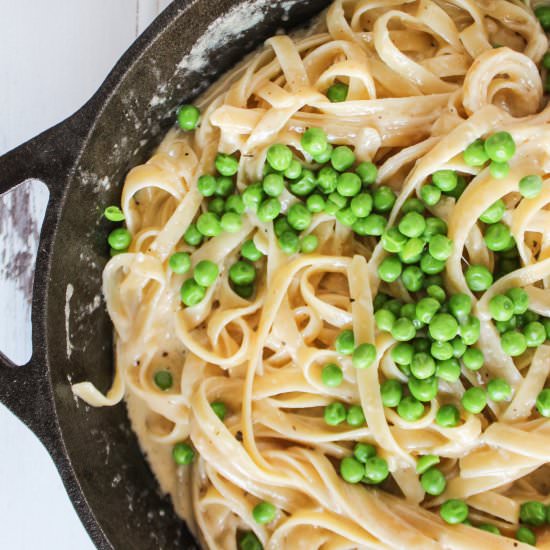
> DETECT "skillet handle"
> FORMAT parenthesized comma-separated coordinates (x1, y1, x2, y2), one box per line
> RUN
(0, 105, 92, 442)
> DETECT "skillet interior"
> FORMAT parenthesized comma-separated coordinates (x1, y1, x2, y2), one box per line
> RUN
(45, 0, 330, 548)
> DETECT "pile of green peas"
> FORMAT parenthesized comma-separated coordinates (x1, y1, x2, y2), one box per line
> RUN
(339, 442, 389, 485)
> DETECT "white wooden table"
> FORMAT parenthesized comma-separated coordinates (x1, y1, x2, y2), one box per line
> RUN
(0, 2, 171, 548)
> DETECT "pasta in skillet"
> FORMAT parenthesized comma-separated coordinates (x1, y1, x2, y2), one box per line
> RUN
(74, 0, 550, 548)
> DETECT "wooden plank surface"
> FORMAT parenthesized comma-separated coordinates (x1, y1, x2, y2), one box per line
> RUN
(0, 1, 171, 548)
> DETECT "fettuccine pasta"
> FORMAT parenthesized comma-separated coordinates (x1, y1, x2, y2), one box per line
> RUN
(74, 0, 550, 548)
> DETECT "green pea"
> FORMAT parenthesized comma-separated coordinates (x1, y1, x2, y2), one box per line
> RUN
(424, 217, 448, 238)
(321, 363, 343, 387)
(356, 161, 377, 185)
(335, 207, 357, 227)
(385, 299, 403, 317)
(440, 499, 468, 524)
(177, 105, 200, 131)
(257, 198, 281, 222)
(519, 174, 542, 199)
(336, 172, 362, 197)
(480, 199, 506, 224)
(241, 240, 263, 262)
(520, 501, 547, 526)
(392, 318, 416, 341)
(539, 5, 550, 29)
(242, 183, 264, 212)
(209, 401, 227, 420)
(375, 309, 396, 332)
(436, 403, 460, 428)
(500, 330, 527, 356)
(398, 212, 426, 238)
(301, 128, 328, 157)
(402, 266, 424, 292)
(104, 205, 125, 222)
(400, 303, 417, 322)
(327, 81, 349, 102)
(397, 396, 424, 421)
(381, 228, 407, 253)
(464, 139, 489, 167)
(449, 293, 472, 321)
(373, 293, 389, 311)
(399, 237, 425, 264)
(524, 321, 546, 347)
(331, 146, 356, 172)
(196, 212, 221, 237)
(328, 192, 348, 210)
(184, 224, 203, 246)
(180, 279, 206, 307)
(262, 173, 285, 198)
(431, 341, 454, 361)
(354, 442, 376, 463)
(274, 217, 292, 238)
(335, 329, 355, 355)
(306, 194, 325, 213)
(484, 131, 515, 162)
(391, 343, 414, 365)
(496, 316, 518, 334)
(229, 261, 256, 285)
(290, 169, 316, 196)
(429, 313, 458, 342)
(465, 265, 493, 292)
(154, 370, 173, 391)
(286, 203, 311, 232)
(505, 287, 529, 314)
(416, 454, 440, 474)
(544, 318, 550, 339)
(194, 260, 219, 287)
(169, 252, 191, 275)
(413, 338, 430, 353)
(451, 337, 466, 358)
(420, 184, 441, 206)
(380, 379, 403, 407)
(266, 144, 293, 172)
(402, 198, 425, 214)
(487, 378, 512, 402)
(410, 352, 436, 379)
(478, 524, 500, 535)
(220, 212, 243, 233)
(353, 214, 386, 236)
(373, 186, 396, 212)
(536, 388, 550, 417)
(197, 174, 217, 197)
(215, 153, 239, 177)
(408, 376, 438, 402)
(460, 315, 481, 345)
(462, 348, 484, 371)
(378, 255, 402, 283)
(461, 387, 487, 414)
(312, 143, 334, 164)
(420, 254, 446, 275)
(316, 166, 338, 193)
(340, 456, 365, 483)
(415, 297, 440, 324)
(543, 51, 550, 69)
(225, 194, 245, 215)
(429, 235, 453, 261)
(352, 343, 377, 369)
(364, 456, 389, 484)
(432, 170, 457, 192)
(252, 501, 276, 524)
(421, 467, 446, 496)
(436, 358, 461, 383)
(516, 526, 536, 546)
(238, 531, 262, 550)
(108, 228, 131, 250)
(522, 310, 540, 323)
(172, 442, 194, 465)
(484, 222, 512, 252)
(278, 230, 300, 254)
(350, 193, 373, 218)
(233, 283, 254, 299)
(281, 159, 301, 181)
(346, 405, 366, 426)
(301, 234, 318, 253)
(324, 402, 346, 425)
(489, 161, 510, 179)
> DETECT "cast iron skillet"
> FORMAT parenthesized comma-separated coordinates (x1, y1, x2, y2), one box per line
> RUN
(0, 0, 330, 547)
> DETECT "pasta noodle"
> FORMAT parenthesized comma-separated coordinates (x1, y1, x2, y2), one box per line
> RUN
(73, 0, 550, 548)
